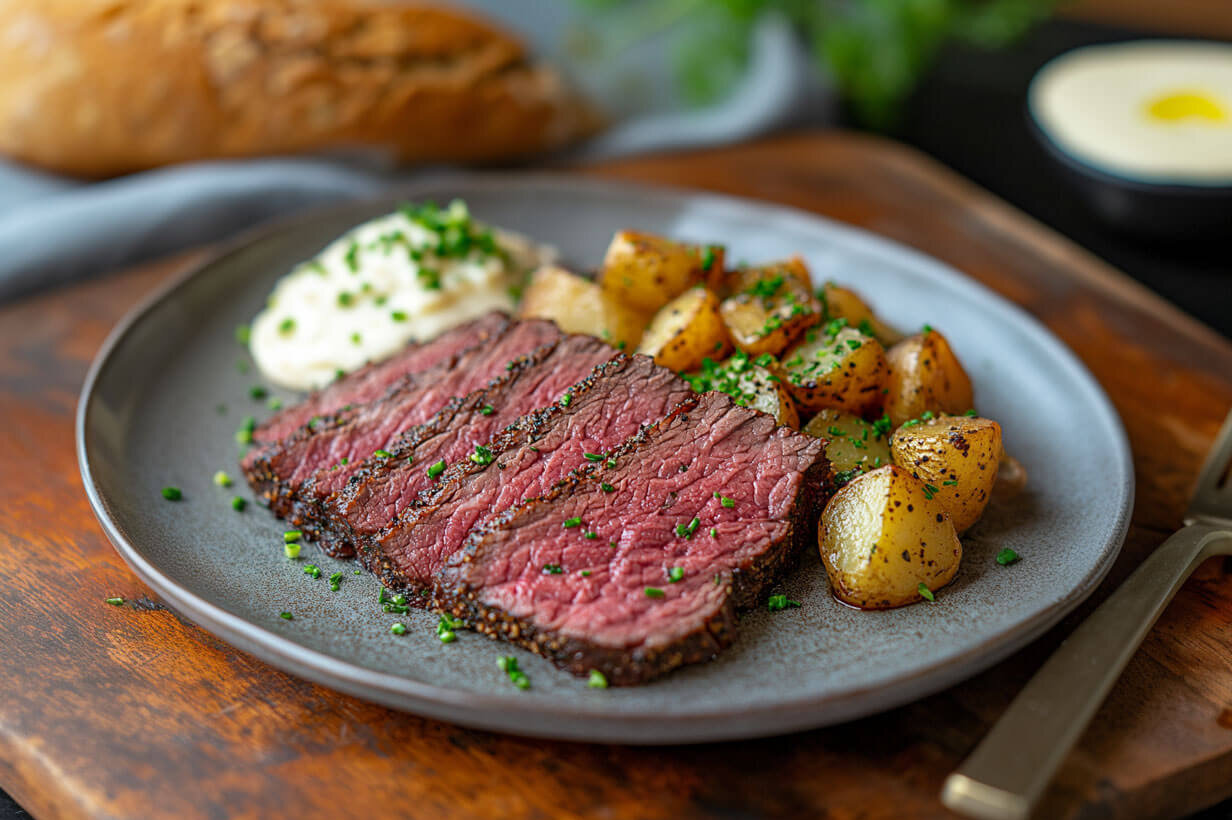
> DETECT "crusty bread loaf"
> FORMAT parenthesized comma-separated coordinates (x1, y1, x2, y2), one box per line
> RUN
(0, 0, 601, 177)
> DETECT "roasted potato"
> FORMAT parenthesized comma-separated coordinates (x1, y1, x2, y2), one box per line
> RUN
(818, 281, 904, 347)
(518, 265, 647, 350)
(803, 408, 892, 483)
(599, 231, 723, 313)
(684, 352, 799, 428)
(779, 323, 889, 414)
(819, 465, 962, 609)
(890, 414, 1002, 532)
(715, 256, 813, 298)
(884, 329, 974, 427)
(718, 258, 823, 357)
(637, 287, 731, 373)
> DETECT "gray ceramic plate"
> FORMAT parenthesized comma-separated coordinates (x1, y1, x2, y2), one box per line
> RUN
(78, 176, 1134, 744)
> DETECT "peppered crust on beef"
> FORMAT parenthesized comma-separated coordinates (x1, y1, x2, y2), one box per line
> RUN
(314, 334, 617, 555)
(253, 311, 510, 444)
(358, 353, 697, 600)
(436, 391, 830, 685)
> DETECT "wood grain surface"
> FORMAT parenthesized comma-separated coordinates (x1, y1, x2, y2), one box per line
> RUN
(3, 132, 1231, 820)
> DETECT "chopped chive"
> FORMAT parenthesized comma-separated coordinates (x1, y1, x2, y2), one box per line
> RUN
(644, 587, 665, 598)
(213, 471, 233, 488)
(390, 622, 407, 635)
(918, 583, 936, 602)
(329, 571, 343, 591)
(161, 486, 182, 501)
(235, 324, 251, 345)
(480, 405, 495, 415)
(922, 323, 933, 333)
(344, 241, 360, 272)
(580, 570, 592, 577)
(249, 386, 268, 401)
(278, 317, 295, 335)
(284, 542, 301, 559)
(267, 397, 283, 410)
(964, 408, 978, 417)
(600, 482, 615, 493)
(391, 310, 408, 322)
(587, 669, 608, 689)
(284, 530, 302, 543)
(668, 567, 684, 583)
(374, 449, 392, 459)
(231, 496, 247, 511)
(584, 531, 598, 540)
(996, 548, 1021, 566)
(563, 517, 582, 529)
(469, 445, 494, 466)
(303, 564, 321, 579)
(337, 291, 354, 307)
(105, 596, 125, 606)
(427, 459, 445, 478)
(943, 480, 959, 486)
(719, 495, 734, 509)
(560, 392, 573, 407)
(497, 656, 530, 690)
(583, 452, 603, 462)
(280, 612, 293, 620)
(543, 564, 564, 575)
(710, 527, 718, 537)
(767, 594, 801, 611)
(605, 458, 616, 469)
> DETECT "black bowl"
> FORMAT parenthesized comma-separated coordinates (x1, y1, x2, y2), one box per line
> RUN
(1027, 112, 1232, 240)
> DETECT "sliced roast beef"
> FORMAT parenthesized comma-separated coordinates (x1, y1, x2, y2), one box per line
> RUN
(253, 311, 509, 443)
(359, 354, 696, 599)
(318, 334, 618, 555)
(436, 391, 830, 685)
(241, 319, 562, 554)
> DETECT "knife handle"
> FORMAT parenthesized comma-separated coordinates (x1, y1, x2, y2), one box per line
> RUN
(942, 522, 1232, 820)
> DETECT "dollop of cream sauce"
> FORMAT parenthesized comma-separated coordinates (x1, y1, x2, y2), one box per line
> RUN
(250, 201, 554, 391)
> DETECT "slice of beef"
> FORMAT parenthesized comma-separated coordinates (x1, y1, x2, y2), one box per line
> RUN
(358, 354, 696, 600)
(253, 311, 509, 443)
(318, 334, 618, 555)
(436, 391, 830, 686)
(241, 319, 562, 554)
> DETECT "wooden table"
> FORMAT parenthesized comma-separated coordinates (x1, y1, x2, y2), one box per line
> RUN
(3, 132, 1231, 820)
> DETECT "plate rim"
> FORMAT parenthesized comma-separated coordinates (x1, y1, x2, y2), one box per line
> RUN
(77, 172, 1135, 744)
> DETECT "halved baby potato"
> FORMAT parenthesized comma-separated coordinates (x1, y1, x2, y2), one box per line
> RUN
(779, 323, 889, 414)
(803, 408, 892, 483)
(890, 414, 1002, 532)
(819, 465, 962, 609)
(599, 231, 723, 314)
(684, 352, 799, 428)
(518, 265, 648, 350)
(718, 258, 823, 357)
(637, 287, 731, 373)
(884, 329, 974, 427)
(818, 281, 904, 348)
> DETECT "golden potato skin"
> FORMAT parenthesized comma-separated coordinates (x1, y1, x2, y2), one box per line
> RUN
(819, 465, 962, 609)
(682, 352, 799, 428)
(718, 258, 823, 357)
(636, 287, 731, 373)
(780, 324, 889, 414)
(818, 282, 903, 347)
(518, 265, 647, 350)
(890, 415, 1002, 532)
(803, 408, 892, 481)
(884, 329, 974, 427)
(598, 231, 720, 313)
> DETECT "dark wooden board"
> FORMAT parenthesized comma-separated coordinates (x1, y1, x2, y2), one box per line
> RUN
(3, 132, 1231, 820)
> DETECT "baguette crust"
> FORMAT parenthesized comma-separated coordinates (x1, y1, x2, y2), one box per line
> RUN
(0, 0, 600, 176)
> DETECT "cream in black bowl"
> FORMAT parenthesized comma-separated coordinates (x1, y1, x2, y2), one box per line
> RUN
(1028, 40, 1232, 239)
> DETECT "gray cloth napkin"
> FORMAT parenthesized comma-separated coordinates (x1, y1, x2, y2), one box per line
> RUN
(0, 12, 821, 302)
